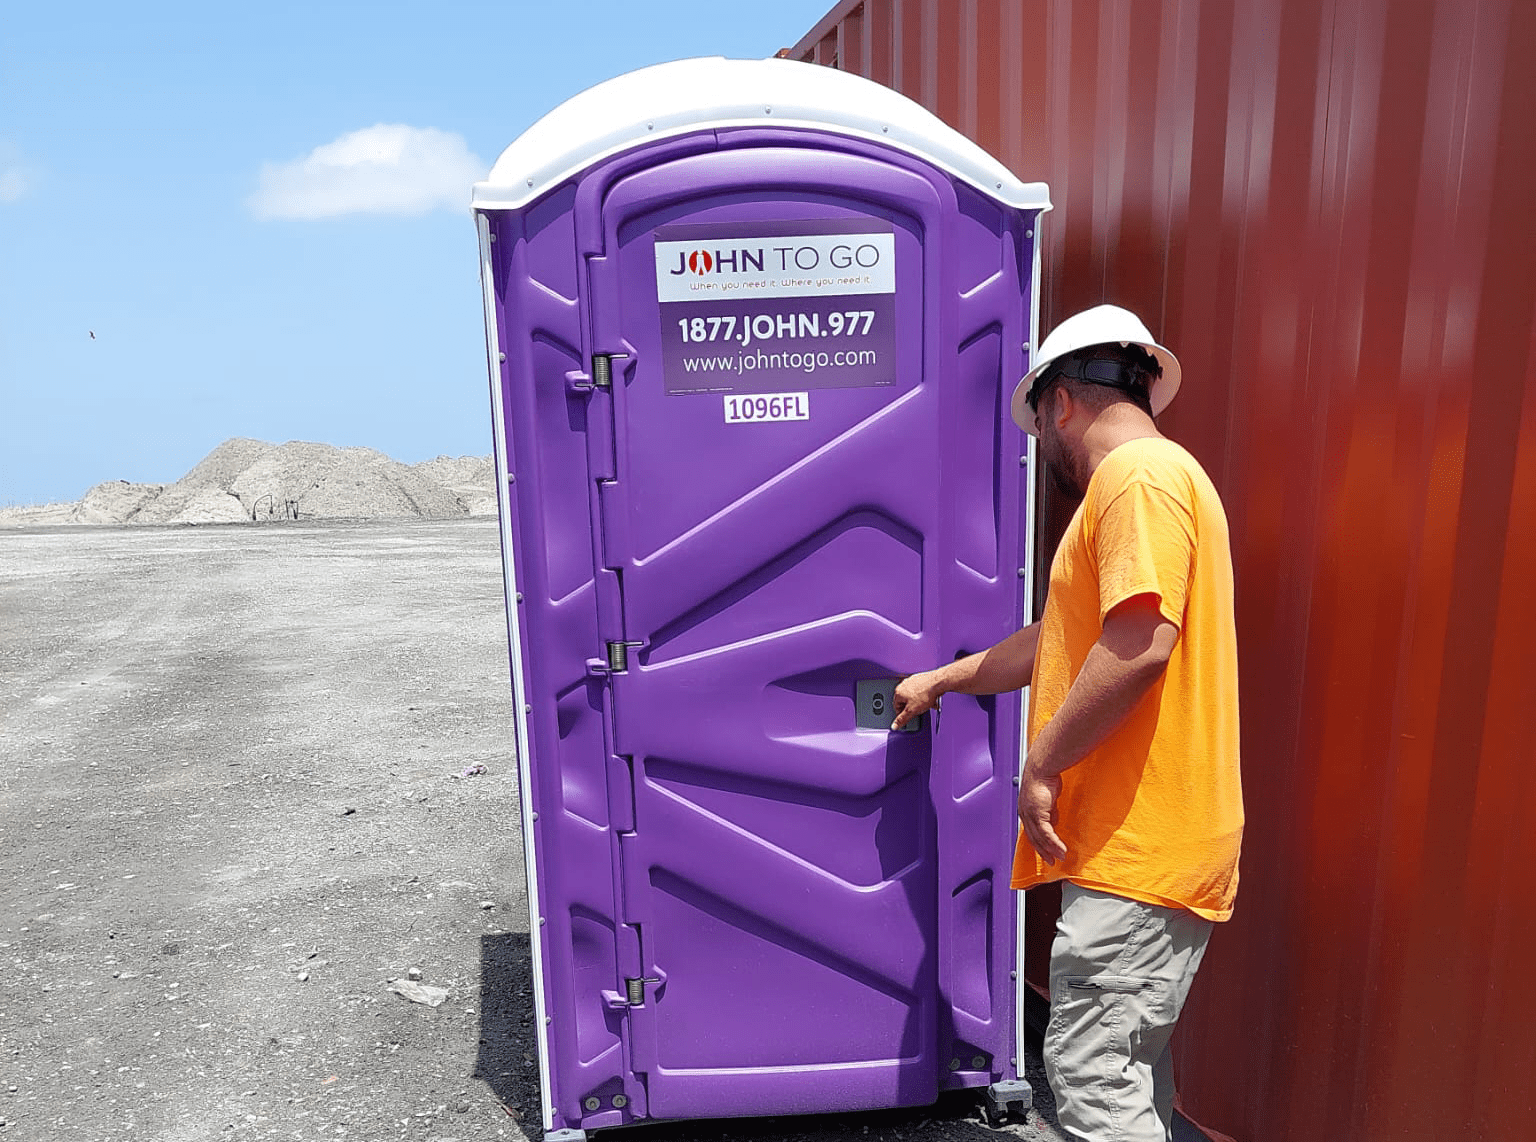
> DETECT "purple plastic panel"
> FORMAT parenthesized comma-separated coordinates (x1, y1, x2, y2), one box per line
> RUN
(483, 126, 1038, 1135)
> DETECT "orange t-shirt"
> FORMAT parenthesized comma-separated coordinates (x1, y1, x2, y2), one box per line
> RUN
(1011, 437, 1243, 921)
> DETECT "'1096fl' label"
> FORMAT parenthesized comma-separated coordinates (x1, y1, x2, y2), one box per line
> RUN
(724, 393, 809, 424)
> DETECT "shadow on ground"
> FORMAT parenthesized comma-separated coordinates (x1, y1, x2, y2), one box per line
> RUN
(477, 932, 545, 1127)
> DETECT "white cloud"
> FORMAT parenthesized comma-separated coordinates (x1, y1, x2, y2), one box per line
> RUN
(0, 142, 39, 203)
(249, 124, 486, 219)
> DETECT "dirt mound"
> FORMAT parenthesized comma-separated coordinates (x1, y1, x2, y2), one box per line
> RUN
(412, 454, 495, 487)
(2, 440, 499, 526)
(0, 502, 76, 526)
(70, 480, 167, 524)
(412, 454, 499, 517)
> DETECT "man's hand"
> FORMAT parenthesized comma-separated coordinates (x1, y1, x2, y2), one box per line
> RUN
(1018, 767, 1067, 864)
(891, 671, 943, 731)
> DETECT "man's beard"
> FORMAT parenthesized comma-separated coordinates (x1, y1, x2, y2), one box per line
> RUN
(1049, 458, 1081, 497)
(1041, 424, 1088, 497)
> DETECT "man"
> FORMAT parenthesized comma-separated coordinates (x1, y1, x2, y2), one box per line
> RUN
(892, 305, 1242, 1142)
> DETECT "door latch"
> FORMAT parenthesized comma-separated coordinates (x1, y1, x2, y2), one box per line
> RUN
(856, 678, 925, 733)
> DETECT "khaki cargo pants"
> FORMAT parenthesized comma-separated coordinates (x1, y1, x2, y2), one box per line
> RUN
(1045, 882, 1213, 1142)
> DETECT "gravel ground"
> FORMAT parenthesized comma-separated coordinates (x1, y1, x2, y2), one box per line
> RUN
(0, 518, 1081, 1142)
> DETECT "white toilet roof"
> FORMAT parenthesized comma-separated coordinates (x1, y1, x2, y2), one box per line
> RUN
(473, 56, 1051, 212)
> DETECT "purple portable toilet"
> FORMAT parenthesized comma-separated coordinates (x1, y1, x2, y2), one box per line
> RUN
(473, 57, 1050, 1140)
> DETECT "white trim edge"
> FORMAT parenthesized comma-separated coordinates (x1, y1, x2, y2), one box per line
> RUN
(477, 213, 556, 1131)
(1015, 213, 1046, 1083)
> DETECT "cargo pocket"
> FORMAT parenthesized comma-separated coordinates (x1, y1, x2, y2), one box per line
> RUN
(1065, 975, 1151, 995)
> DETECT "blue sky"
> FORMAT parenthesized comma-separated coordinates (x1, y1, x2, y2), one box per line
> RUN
(0, 0, 835, 506)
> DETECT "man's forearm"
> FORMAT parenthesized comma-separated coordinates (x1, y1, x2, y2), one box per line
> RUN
(934, 621, 1041, 697)
(891, 622, 1041, 729)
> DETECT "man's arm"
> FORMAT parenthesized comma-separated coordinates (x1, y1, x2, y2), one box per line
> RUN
(890, 621, 1041, 730)
(1019, 594, 1178, 863)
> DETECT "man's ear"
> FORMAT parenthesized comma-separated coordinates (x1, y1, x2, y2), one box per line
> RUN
(1051, 384, 1074, 429)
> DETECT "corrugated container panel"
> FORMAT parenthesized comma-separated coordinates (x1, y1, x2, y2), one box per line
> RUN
(793, 3, 1536, 1140)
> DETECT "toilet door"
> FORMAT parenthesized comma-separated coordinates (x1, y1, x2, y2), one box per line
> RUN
(589, 142, 949, 1118)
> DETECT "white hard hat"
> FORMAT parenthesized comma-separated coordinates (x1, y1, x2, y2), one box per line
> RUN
(1010, 304, 1181, 434)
